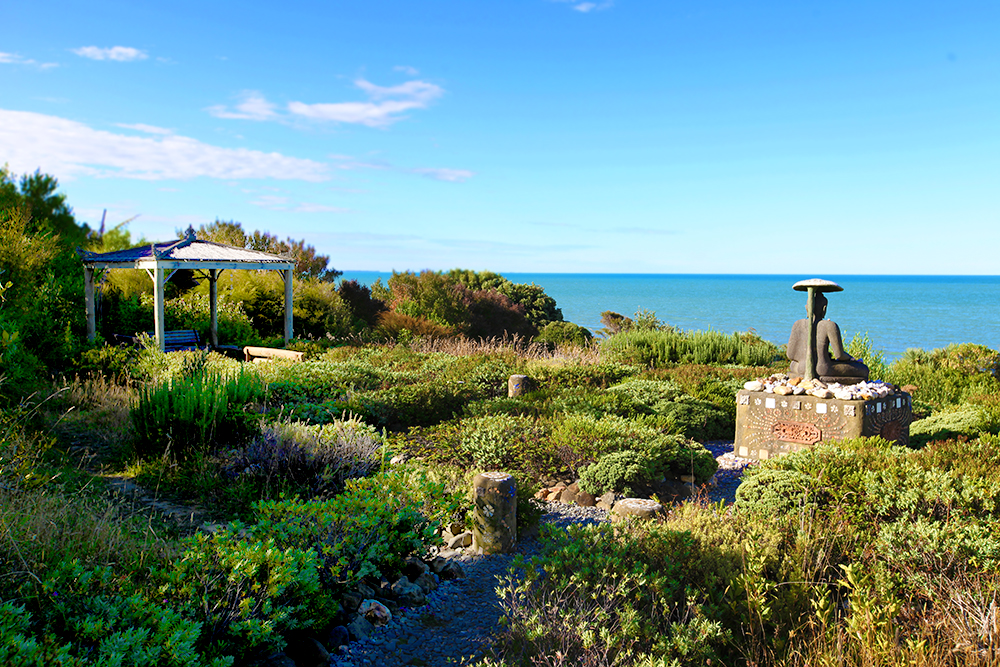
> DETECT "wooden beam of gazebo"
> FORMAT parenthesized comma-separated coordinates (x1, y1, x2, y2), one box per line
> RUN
(78, 228, 296, 352)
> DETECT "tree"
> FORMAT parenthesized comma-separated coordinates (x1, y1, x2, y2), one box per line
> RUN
(192, 220, 342, 281)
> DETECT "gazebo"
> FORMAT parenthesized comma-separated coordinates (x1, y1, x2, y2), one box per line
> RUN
(78, 228, 296, 352)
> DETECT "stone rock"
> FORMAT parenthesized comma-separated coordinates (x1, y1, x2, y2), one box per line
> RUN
(347, 615, 375, 642)
(358, 599, 392, 626)
(403, 556, 429, 580)
(438, 560, 466, 580)
(390, 453, 412, 465)
(559, 482, 580, 505)
(575, 490, 597, 507)
(374, 595, 399, 614)
(437, 547, 461, 559)
(284, 636, 330, 667)
(773, 385, 794, 396)
(391, 576, 427, 606)
(341, 589, 363, 613)
(356, 582, 376, 600)
(533, 488, 549, 500)
(413, 571, 438, 594)
(596, 491, 616, 511)
(447, 531, 473, 549)
(261, 653, 297, 667)
(744, 380, 764, 391)
(611, 497, 663, 521)
(324, 625, 349, 649)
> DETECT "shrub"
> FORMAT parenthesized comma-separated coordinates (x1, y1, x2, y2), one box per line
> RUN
(131, 366, 264, 457)
(847, 331, 890, 382)
(735, 468, 826, 517)
(375, 311, 453, 342)
(578, 449, 650, 495)
(221, 418, 385, 500)
(337, 278, 387, 328)
(887, 344, 1000, 410)
(526, 359, 638, 389)
(460, 414, 542, 469)
(601, 328, 778, 367)
(534, 321, 593, 348)
(909, 404, 998, 446)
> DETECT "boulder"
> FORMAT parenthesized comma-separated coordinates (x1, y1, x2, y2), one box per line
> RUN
(391, 576, 427, 606)
(611, 498, 663, 521)
(358, 599, 392, 626)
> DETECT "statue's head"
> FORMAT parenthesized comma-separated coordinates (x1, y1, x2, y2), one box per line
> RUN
(814, 293, 828, 319)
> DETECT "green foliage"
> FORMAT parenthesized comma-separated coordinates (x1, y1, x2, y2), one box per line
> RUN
(526, 359, 638, 389)
(492, 522, 730, 666)
(887, 344, 1000, 410)
(846, 331, 889, 381)
(161, 529, 321, 661)
(445, 269, 564, 330)
(602, 327, 778, 367)
(735, 467, 826, 517)
(194, 219, 341, 282)
(13, 561, 228, 667)
(533, 320, 593, 348)
(577, 449, 649, 495)
(909, 404, 998, 446)
(131, 366, 264, 457)
(460, 414, 544, 469)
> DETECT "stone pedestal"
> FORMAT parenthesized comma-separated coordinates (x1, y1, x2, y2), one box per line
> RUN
(735, 389, 912, 461)
(472, 472, 517, 554)
(508, 375, 531, 398)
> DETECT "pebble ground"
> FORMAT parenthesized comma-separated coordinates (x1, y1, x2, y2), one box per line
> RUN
(328, 441, 753, 667)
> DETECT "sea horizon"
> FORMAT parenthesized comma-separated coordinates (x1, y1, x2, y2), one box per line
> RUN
(339, 271, 1000, 361)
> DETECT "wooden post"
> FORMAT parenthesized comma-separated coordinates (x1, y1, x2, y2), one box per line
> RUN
(154, 267, 166, 352)
(472, 472, 517, 554)
(209, 269, 219, 348)
(283, 267, 293, 346)
(805, 286, 817, 381)
(84, 266, 96, 342)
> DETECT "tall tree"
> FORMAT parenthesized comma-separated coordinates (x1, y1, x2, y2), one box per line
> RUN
(193, 219, 341, 281)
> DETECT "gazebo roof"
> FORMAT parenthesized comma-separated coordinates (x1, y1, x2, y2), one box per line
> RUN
(78, 228, 294, 271)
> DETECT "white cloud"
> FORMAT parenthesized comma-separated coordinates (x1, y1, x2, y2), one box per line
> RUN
(250, 194, 347, 213)
(287, 78, 443, 127)
(411, 167, 475, 183)
(72, 46, 148, 62)
(0, 51, 58, 68)
(550, 0, 614, 12)
(394, 65, 419, 76)
(206, 91, 279, 121)
(0, 109, 330, 182)
(116, 122, 173, 135)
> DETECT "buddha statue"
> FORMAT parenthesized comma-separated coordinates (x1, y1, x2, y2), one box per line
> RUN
(787, 293, 869, 384)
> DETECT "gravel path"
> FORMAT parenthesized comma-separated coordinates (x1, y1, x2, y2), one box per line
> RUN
(328, 441, 753, 667)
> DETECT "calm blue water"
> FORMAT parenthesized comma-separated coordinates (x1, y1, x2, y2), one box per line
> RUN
(339, 272, 1000, 361)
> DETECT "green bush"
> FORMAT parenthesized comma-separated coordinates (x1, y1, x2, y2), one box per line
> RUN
(534, 321, 593, 348)
(577, 449, 650, 495)
(601, 328, 778, 367)
(131, 366, 264, 457)
(461, 413, 544, 469)
(888, 344, 1000, 410)
(909, 404, 998, 446)
(735, 467, 826, 517)
(526, 360, 638, 389)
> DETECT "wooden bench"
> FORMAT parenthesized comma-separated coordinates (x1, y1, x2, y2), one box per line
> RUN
(243, 346, 304, 363)
(113, 329, 206, 352)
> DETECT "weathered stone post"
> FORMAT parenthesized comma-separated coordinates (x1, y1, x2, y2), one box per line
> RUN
(472, 472, 516, 554)
(508, 375, 530, 398)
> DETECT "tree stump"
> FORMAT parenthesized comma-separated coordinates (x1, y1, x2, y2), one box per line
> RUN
(472, 472, 517, 554)
(508, 375, 531, 398)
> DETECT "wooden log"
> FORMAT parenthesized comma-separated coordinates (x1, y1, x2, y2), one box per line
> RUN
(472, 472, 517, 554)
(243, 346, 304, 362)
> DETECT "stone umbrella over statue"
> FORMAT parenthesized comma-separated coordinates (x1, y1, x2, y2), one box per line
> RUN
(786, 278, 869, 385)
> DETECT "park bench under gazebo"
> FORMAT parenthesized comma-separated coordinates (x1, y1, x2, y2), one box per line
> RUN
(78, 227, 295, 353)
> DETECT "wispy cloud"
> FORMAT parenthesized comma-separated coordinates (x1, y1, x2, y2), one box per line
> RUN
(550, 0, 614, 12)
(0, 51, 58, 68)
(250, 194, 348, 213)
(288, 78, 443, 127)
(615, 226, 677, 235)
(394, 65, 419, 76)
(0, 109, 330, 182)
(72, 46, 148, 62)
(206, 91, 279, 121)
(116, 122, 173, 135)
(411, 167, 475, 183)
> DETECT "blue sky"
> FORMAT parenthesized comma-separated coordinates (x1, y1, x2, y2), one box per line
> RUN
(2, 1, 998, 274)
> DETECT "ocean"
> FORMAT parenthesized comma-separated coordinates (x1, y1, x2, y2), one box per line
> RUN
(339, 272, 1000, 361)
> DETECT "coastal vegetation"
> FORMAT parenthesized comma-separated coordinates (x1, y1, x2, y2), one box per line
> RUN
(2, 168, 1000, 665)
